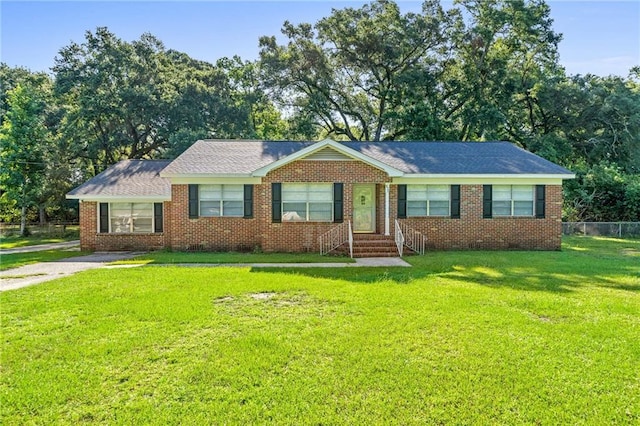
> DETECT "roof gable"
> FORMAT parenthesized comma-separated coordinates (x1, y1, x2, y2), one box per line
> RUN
(251, 139, 404, 177)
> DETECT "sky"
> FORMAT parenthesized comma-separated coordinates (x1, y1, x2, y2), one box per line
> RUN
(1, 1, 639, 77)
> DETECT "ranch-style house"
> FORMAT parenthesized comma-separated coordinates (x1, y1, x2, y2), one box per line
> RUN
(67, 139, 574, 256)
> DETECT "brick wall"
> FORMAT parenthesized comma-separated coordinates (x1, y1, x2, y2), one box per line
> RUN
(79, 201, 97, 251)
(168, 185, 260, 251)
(261, 160, 391, 252)
(78, 161, 564, 252)
(78, 201, 166, 251)
(397, 185, 563, 250)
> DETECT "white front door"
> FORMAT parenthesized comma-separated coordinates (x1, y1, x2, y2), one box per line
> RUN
(352, 184, 376, 233)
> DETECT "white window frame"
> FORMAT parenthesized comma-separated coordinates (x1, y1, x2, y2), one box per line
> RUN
(492, 185, 535, 217)
(282, 183, 333, 222)
(108, 202, 155, 233)
(406, 185, 451, 217)
(199, 184, 244, 217)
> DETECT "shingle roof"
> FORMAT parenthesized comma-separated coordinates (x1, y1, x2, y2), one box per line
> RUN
(68, 141, 573, 198)
(344, 141, 573, 175)
(161, 140, 573, 176)
(160, 140, 316, 175)
(67, 160, 171, 199)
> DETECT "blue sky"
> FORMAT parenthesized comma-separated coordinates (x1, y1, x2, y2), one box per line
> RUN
(1, 1, 638, 77)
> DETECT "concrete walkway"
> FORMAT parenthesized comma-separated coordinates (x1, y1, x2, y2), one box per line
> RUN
(0, 240, 80, 254)
(1, 254, 410, 292)
(156, 257, 412, 269)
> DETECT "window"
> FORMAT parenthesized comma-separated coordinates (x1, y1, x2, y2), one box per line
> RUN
(282, 183, 333, 222)
(199, 184, 244, 217)
(406, 185, 450, 216)
(492, 185, 534, 216)
(109, 203, 154, 233)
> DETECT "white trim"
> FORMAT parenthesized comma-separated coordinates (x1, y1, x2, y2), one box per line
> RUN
(384, 183, 390, 236)
(167, 176, 262, 185)
(392, 175, 571, 185)
(160, 172, 257, 179)
(252, 139, 404, 177)
(69, 195, 170, 202)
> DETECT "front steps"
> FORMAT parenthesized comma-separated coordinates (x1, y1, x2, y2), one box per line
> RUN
(337, 234, 410, 258)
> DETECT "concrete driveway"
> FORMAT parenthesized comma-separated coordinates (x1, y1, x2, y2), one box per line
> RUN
(0, 240, 80, 254)
(0, 252, 143, 291)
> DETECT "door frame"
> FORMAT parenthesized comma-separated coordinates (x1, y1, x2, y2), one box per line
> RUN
(352, 183, 376, 233)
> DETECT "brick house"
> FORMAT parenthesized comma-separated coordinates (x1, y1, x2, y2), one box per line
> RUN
(67, 139, 574, 255)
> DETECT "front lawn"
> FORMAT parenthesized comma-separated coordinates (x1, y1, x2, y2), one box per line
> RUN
(1, 237, 638, 424)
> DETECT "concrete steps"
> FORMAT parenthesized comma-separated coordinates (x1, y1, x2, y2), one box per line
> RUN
(336, 234, 411, 258)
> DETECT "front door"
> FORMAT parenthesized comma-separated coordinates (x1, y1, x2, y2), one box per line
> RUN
(352, 184, 376, 233)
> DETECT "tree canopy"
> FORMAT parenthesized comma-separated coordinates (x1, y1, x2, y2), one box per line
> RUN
(1, 0, 638, 223)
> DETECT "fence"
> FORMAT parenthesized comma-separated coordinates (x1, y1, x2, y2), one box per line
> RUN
(562, 222, 640, 238)
(0, 222, 79, 238)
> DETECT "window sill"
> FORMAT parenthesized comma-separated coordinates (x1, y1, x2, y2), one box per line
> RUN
(194, 216, 246, 219)
(405, 215, 451, 219)
(97, 232, 163, 236)
(281, 220, 334, 224)
(489, 215, 536, 219)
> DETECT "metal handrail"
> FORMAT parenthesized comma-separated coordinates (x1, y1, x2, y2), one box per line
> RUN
(396, 221, 427, 255)
(319, 220, 353, 257)
(347, 220, 353, 258)
(394, 219, 404, 257)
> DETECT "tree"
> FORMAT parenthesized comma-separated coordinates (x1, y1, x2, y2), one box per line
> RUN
(439, 0, 563, 142)
(259, 0, 454, 141)
(0, 84, 48, 235)
(53, 28, 251, 174)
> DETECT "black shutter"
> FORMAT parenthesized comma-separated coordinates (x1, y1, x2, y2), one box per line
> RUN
(154, 203, 163, 233)
(483, 185, 493, 218)
(244, 185, 253, 218)
(272, 183, 282, 223)
(99, 202, 109, 233)
(397, 185, 407, 219)
(451, 185, 461, 219)
(535, 185, 546, 218)
(188, 184, 199, 218)
(333, 183, 343, 223)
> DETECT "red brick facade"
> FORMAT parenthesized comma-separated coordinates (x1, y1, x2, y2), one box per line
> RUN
(79, 159, 564, 252)
(398, 185, 563, 250)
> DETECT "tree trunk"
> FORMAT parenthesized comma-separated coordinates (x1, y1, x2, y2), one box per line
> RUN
(21, 205, 27, 236)
(39, 205, 46, 225)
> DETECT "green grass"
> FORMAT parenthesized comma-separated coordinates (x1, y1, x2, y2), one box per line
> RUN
(1, 237, 638, 424)
(0, 250, 85, 271)
(0, 227, 79, 249)
(112, 250, 354, 265)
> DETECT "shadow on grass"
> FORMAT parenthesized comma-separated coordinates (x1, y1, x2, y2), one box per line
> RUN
(250, 237, 640, 293)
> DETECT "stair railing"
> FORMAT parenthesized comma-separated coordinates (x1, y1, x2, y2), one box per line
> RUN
(396, 221, 427, 255)
(394, 219, 404, 257)
(319, 220, 353, 258)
